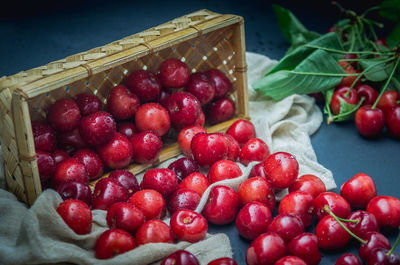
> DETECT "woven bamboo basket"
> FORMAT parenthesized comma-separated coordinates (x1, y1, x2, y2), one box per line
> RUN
(0, 9, 248, 206)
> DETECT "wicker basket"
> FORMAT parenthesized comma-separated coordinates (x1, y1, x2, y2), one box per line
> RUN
(0, 9, 248, 206)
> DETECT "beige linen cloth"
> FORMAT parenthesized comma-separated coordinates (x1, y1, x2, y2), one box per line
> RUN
(0, 52, 335, 265)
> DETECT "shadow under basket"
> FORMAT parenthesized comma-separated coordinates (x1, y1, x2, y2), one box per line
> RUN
(0, 9, 249, 206)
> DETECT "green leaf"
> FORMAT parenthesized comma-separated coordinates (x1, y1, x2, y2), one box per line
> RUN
(379, 0, 400, 21)
(267, 32, 343, 76)
(331, 97, 363, 122)
(359, 58, 395, 82)
(252, 49, 345, 100)
(387, 22, 400, 47)
(272, 5, 320, 50)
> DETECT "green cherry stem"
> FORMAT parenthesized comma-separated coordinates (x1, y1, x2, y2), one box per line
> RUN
(387, 231, 400, 256)
(336, 216, 359, 224)
(323, 205, 367, 244)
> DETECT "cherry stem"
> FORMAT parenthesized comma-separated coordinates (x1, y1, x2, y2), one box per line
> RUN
(372, 57, 400, 109)
(387, 231, 400, 256)
(336, 216, 359, 224)
(323, 205, 367, 244)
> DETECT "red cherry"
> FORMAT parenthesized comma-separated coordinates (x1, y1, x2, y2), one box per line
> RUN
(185, 72, 215, 106)
(237, 177, 275, 211)
(355, 105, 385, 137)
(248, 162, 267, 180)
(359, 232, 391, 261)
(239, 138, 270, 166)
(178, 126, 207, 157)
(161, 250, 200, 265)
(159, 58, 190, 88)
(130, 130, 162, 164)
(191, 133, 229, 168)
(194, 110, 205, 127)
(95, 228, 136, 259)
(207, 160, 242, 184)
(207, 257, 238, 265)
(366, 248, 400, 265)
(92, 178, 129, 210)
(375, 38, 389, 48)
(56, 199, 91, 235)
(56, 181, 92, 206)
(245, 232, 287, 265)
(32, 121, 56, 152)
(47, 98, 81, 132)
(206, 97, 236, 125)
(289, 174, 326, 198)
(366, 195, 400, 228)
(315, 215, 351, 250)
(97, 132, 133, 169)
(135, 103, 170, 137)
(79, 111, 116, 146)
(387, 105, 400, 138)
(224, 134, 240, 162)
(275, 256, 307, 265)
(205, 69, 232, 99)
(36, 150, 56, 183)
(377, 90, 400, 114)
(340, 172, 377, 208)
(338, 62, 359, 88)
(141, 168, 178, 198)
(106, 202, 145, 233)
(263, 152, 299, 189)
(267, 213, 304, 243)
(278, 191, 314, 227)
(168, 188, 201, 214)
(170, 209, 208, 243)
(312, 192, 351, 220)
(52, 158, 88, 189)
(330, 86, 360, 115)
(125, 70, 162, 102)
(335, 253, 361, 265)
(108, 169, 139, 196)
(288, 233, 321, 265)
(107, 84, 140, 120)
(168, 157, 199, 183)
(73, 148, 104, 180)
(58, 127, 88, 151)
(74, 93, 102, 116)
(178, 172, 209, 196)
(226, 119, 256, 147)
(235, 201, 272, 240)
(117, 122, 137, 139)
(135, 219, 174, 245)
(202, 185, 239, 225)
(128, 189, 166, 220)
(356, 84, 379, 106)
(346, 210, 379, 242)
(52, 149, 70, 165)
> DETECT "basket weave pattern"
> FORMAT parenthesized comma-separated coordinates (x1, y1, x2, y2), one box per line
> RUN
(0, 9, 248, 205)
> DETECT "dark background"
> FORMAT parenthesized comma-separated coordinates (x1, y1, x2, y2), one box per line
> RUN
(1, 0, 399, 264)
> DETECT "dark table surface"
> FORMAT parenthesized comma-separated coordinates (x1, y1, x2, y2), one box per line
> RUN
(1, 0, 399, 264)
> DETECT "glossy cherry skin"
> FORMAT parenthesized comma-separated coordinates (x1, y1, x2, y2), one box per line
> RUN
(356, 84, 379, 106)
(315, 215, 351, 250)
(168, 188, 201, 214)
(107, 84, 140, 120)
(125, 70, 162, 102)
(73, 148, 104, 180)
(117, 122, 137, 139)
(267, 214, 304, 243)
(170, 209, 208, 243)
(248, 162, 267, 180)
(207, 160, 242, 184)
(135, 219, 174, 245)
(168, 157, 199, 183)
(159, 58, 190, 88)
(205, 69, 232, 99)
(206, 97, 236, 125)
(239, 138, 270, 166)
(106, 202, 145, 233)
(194, 110, 205, 127)
(52, 149, 70, 165)
(335, 253, 361, 265)
(32, 121, 56, 152)
(161, 250, 200, 265)
(202, 185, 239, 225)
(359, 232, 391, 261)
(58, 127, 88, 151)
(347, 210, 379, 239)
(263, 152, 298, 189)
(340, 172, 377, 208)
(92, 178, 129, 210)
(47, 98, 81, 132)
(366, 195, 400, 228)
(177, 126, 207, 157)
(95, 228, 136, 259)
(79, 111, 116, 146)
(226, 119, 256, 147)
(56, 199, 92, 235)
(128, 189, 166, 220)
(141, 168, 178, 198)
(245, 232, 287, 265)
(56, 181, 92, 206)
(288, 233, 321, 265)
(208, 257, 238, 265)
(185, 72, 215, 106)
(97, 132, 133, 169)
(135, 103, 170, 137)
(237, 177, 275, 211)
(355, 105, 385, 137)
(235, 201, 272, 240)
(366, 248, 400, 265)
(312, 192, 351, 220)
(178, 172, 210, 196)
(330, 86, 360, 115)
(224, 134, 240, 162)
(377, 90, 400, 114)
(74, 93, 102, 116)
(275, 256, 307, 265)
(130, 130, 162, 164)
(289, 174, 326, 198)
(108, 169, 139, 196)
(36, 150, 56, 182)
(387, 105, 400, 138)
(52, 158, 88, 189)
(278, 191, 314, 227)
(191, 133, 229, 168)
